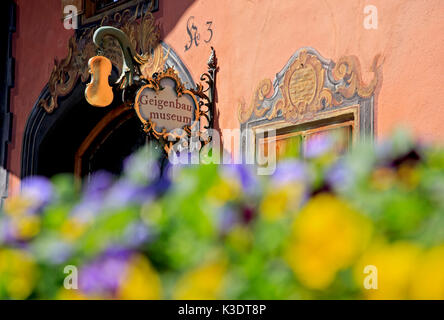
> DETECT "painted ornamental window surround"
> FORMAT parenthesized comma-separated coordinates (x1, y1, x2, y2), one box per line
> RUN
(238, 48, 381, 162)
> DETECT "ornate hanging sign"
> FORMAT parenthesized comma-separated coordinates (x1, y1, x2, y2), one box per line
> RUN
(83, 22, 217, 156)
(134, 68, 200, 141)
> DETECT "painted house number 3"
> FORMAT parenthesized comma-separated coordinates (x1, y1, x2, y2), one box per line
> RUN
(184, 16, 213, 51)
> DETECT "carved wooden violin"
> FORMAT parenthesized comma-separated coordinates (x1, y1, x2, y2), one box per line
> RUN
(85, 26, 145, 108)
(85, 55, 114, 107)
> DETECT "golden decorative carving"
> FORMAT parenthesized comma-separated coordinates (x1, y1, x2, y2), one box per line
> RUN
(238, 50, 380, 124)
(38, 37, 90, 113)
(140, 45, 170, 80)
(238, 79, 273, 123)
(332, 54, 381, 99)
(39, 6, 164, 113)
(269, 51, 333, 122)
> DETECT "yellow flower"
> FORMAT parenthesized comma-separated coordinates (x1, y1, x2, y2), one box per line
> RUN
(354, 242, 421, 300)
(56, 288, 88, 300)
(140, 201, 163, 226)
(60, 218, 89, 241)
(207, 177, 240, 204)
(397, 164, 420, 190)
(226, 225, 253, 252)
(4, 196, 34, 217)
(409, 245, 444, 300)
(371, 167, 398, 191)
(12, 215, 41, 240)
(174, 260, 226, 300)
(285, 193, 372, 290)
(0, 249, 36, 299)
(260, 183, 303, 221)
(118, 254, 162, 300)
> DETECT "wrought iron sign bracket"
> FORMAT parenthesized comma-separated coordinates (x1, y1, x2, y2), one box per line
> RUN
(190, 47, 218, 132)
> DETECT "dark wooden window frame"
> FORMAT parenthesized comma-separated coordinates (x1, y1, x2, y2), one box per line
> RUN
(82, 0, 158, 25)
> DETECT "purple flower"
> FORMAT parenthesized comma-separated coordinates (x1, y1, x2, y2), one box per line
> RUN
(326, 161, 352, 191)
(304, 134, 333, 158)
(219, 207, 238, 234)
(70, 198, 103, 223)
(79, 249, 132, 297)
(124, 223, 151, 247)
(104, 179, 153, 208)
(70, 171, 114, 220)
(271, 160, 308, 186)
(83, 171, 114, 201)
(221, 164, 258, 195)
(21, 176, 53, 212)
(0, 218, 16, 245)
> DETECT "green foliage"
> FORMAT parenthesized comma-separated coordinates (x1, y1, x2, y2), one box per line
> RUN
(1, 132, 443, 300)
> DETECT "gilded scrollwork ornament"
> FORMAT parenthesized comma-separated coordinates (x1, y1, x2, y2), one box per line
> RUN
(332, 54, 381, 99)
(39, 4, 164, 113)
(238, 79, 273, 124)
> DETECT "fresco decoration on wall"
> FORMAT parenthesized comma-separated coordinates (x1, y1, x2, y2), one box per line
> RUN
(238, 48, 381, 125)
(39, 2, 166, 113)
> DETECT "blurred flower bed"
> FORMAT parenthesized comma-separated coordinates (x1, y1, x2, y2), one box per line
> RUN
(1, 131, 443, 300)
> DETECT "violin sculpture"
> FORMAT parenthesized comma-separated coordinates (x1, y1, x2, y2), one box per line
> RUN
(85, 26, 145, 108)
(85, 55, 114, 107)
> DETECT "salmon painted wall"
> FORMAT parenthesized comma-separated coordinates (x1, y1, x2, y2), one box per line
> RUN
(159, 0, 444, 143)
(7, 0, 444, 192)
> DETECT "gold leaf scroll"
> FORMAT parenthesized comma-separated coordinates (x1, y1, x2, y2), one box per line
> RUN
(38, 37, 90, 113)
(332, 54, 381, 99)
(139, 45, 169, 80)
(238, 79, 273, 123)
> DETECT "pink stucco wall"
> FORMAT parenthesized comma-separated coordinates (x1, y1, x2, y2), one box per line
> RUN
(9, 0, 73, 194)
(7, 0, 444, 193)
(160, 0, 444, 143)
